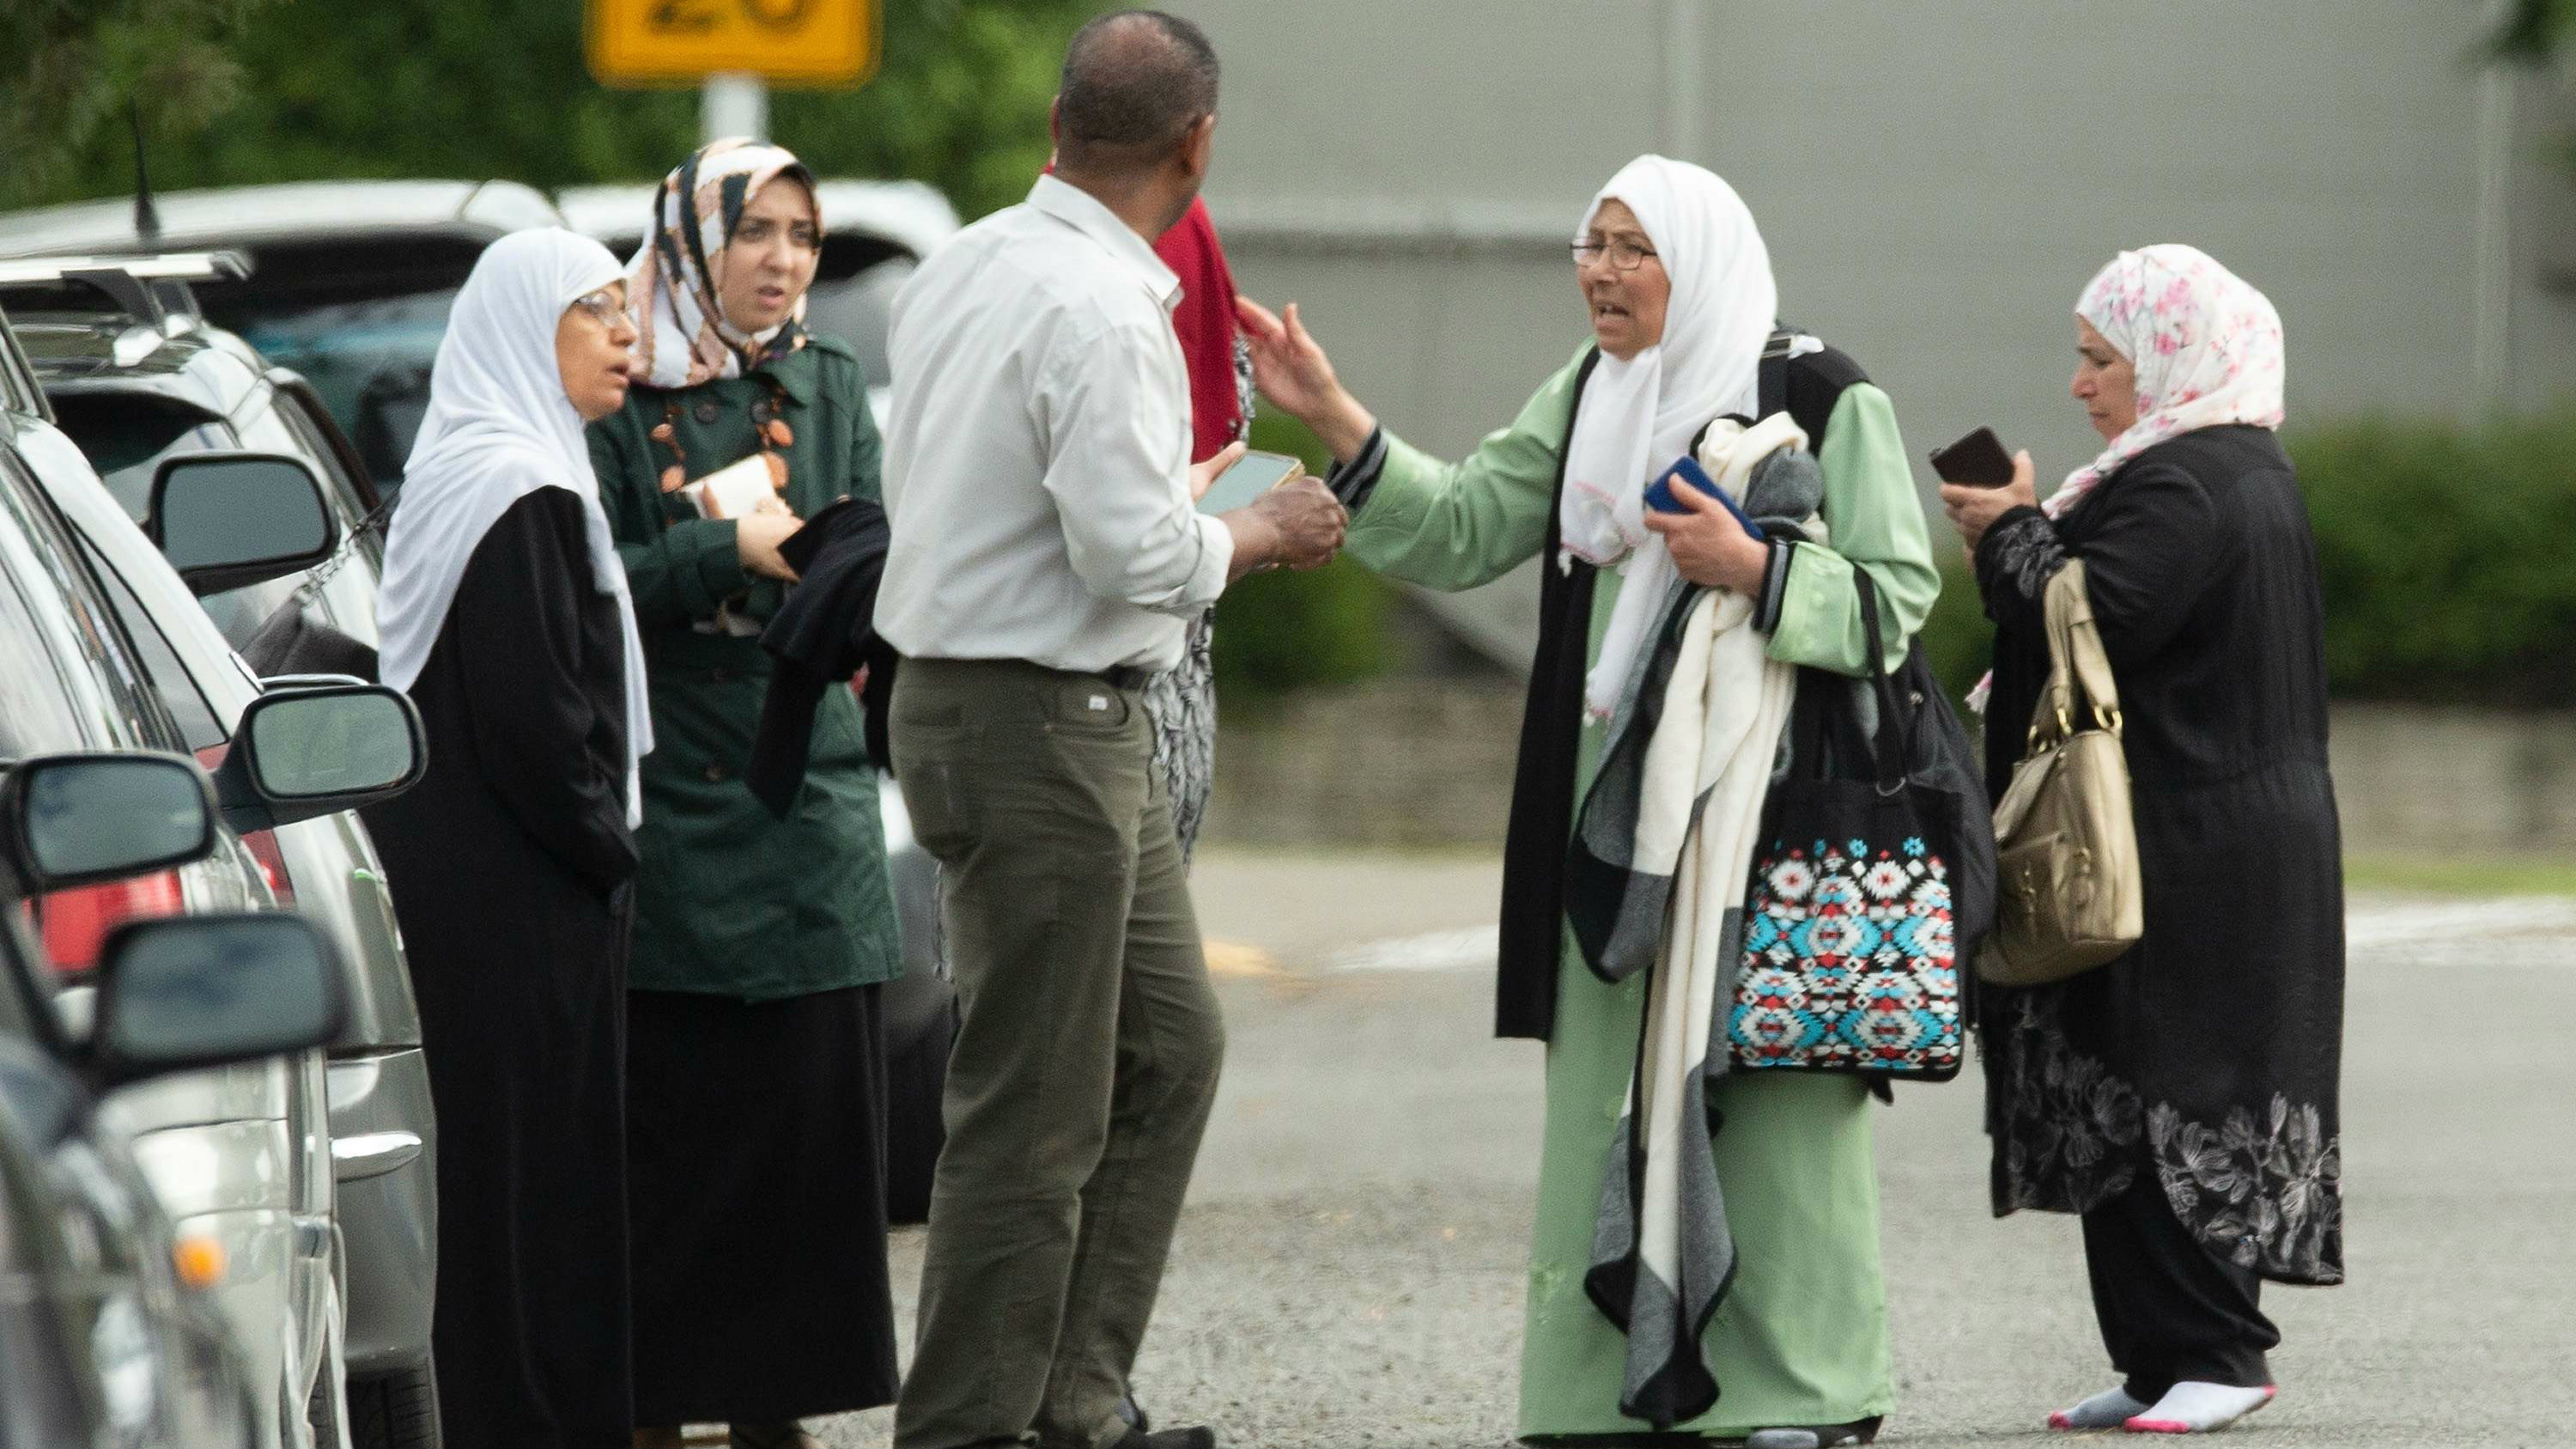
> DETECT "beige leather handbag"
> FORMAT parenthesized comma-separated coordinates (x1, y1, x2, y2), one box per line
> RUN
(1978, 561, 2144, 987)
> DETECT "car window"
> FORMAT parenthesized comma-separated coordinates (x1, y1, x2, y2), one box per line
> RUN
(234, 392, 375, 644)
(45, 393, 230, 522)
(274, 388, 385, 556)
(0, 450, 167, 758)
(45, 392, 307, 648)
(229, 288, 456, 490)
(75, 539, 227, 752)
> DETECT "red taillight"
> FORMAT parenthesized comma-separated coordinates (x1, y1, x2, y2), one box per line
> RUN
(240, 830, 295, 906)
(38, 871, 186, 975)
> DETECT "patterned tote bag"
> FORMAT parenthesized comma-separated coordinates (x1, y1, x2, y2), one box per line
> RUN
(1728, 572, 1983, 1082)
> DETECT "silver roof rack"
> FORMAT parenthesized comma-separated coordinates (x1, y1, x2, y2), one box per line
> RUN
(0, 251, 254, 333)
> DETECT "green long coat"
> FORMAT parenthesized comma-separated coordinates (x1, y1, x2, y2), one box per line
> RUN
(587, 335, 900, 1000)
(1345, 344, 1939, 1436)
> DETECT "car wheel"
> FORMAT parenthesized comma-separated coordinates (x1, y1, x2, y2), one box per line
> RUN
(346, 1359, 440, 1449)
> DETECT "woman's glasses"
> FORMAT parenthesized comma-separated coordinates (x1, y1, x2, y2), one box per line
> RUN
(568, 289, 627, 328)
(1571, 239, 1660, 273)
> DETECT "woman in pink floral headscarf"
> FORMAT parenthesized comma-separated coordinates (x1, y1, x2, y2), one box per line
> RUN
(1943, 245, 2343, 1438)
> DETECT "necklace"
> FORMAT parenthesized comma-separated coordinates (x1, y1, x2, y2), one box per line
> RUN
(647, 375, 795, 499)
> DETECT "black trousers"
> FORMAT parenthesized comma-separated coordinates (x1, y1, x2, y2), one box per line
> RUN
(2082, 1177, 2280, 1400)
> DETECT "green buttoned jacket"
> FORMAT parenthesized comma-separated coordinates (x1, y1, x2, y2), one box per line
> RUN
(586, 335, 902, 999)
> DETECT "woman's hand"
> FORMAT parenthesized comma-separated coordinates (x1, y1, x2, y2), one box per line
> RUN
(735, 510, 803, 582)
(1643, 469, 1770, 594)
(1940, 450, 2039, 556)
(1235, 295, 1377, 462)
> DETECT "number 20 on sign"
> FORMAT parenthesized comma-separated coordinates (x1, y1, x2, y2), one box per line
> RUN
(587, 0, 878, 87)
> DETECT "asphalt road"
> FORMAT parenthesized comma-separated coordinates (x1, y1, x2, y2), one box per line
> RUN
(810, 852, 2576, 1449)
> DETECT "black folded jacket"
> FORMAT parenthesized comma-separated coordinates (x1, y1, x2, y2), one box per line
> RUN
(748, 496, 896, 818)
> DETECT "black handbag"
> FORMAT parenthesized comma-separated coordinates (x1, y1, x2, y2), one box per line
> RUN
(1727, 570, 1993, 1081)
(238, 503, 387, 682)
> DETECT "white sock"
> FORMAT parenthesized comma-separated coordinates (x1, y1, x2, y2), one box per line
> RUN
(2125, 1381, 2276, 1434)
(2050, 1385, 2150, 1430)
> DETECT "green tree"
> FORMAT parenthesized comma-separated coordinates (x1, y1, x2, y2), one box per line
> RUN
(3, 0, 280, 201)
(8, 0, 1099, 220)
(2492, 0, 2575, 62)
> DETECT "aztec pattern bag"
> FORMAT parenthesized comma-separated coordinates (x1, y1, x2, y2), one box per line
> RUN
(1726, 572, 1984, 1081)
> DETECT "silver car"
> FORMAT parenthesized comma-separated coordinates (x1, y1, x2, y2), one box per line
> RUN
(1, 291, 425, 1449)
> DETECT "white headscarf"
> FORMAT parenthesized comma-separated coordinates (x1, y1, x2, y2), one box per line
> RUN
(378, 228, 654, 825)
(2048, 243, 2286, 520)
(1558, 156, 1782, 719)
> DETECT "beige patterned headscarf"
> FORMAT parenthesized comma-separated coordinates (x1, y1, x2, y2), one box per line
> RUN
(623, 137, 818, 388)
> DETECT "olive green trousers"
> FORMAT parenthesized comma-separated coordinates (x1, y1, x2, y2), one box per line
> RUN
(889, 657, 1224, 1449)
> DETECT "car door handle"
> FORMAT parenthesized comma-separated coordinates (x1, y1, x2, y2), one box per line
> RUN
(330, 1130, 422, 1180)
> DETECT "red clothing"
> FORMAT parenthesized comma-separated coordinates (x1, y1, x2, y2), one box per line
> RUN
(1153, 198, 1243, 463)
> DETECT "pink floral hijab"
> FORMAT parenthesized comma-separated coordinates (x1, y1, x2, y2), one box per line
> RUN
(2044, 243, 2286, 520)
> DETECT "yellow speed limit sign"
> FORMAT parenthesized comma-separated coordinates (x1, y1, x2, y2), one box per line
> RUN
(587, 0, 878, 87)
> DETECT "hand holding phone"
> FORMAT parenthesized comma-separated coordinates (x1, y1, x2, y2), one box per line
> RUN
(1929, 426, 2015, 487)
(1196, 447, 1306, 514)
(1644, 455, 1764, 539)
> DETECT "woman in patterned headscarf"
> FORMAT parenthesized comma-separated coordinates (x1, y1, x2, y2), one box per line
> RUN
(1945, 245, 2344, 1437)
(586, 138, 901, 1449)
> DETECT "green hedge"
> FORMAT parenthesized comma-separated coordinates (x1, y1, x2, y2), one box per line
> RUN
(2290, 409, 2576, 707)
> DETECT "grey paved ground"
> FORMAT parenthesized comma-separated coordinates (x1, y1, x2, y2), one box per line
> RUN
(809, 852, 2576, 1449)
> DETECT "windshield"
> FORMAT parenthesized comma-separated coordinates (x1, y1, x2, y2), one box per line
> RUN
(229, 289, 452, 492)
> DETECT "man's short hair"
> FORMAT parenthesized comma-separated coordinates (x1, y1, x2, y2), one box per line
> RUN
(1056, 9, 1219, 174)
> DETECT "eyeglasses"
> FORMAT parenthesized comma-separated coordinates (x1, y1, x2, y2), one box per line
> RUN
(1571, 239, 1660, 273)
(568, 289, 626, 328)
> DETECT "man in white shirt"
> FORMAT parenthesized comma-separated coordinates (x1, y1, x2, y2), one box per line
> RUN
(878, 13, 1346, 1449)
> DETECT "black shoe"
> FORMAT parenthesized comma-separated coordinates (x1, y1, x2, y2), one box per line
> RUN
(1109, 1428, 1212, 1449)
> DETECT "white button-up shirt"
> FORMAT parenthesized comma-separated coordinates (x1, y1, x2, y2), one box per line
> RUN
(876, 175, 1234, 673)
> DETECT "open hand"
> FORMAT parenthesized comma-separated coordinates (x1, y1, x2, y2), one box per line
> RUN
(1235, 295, 1376, 460)
(1940, 450, 2039, 555)
(1643, 468, 1769, 594)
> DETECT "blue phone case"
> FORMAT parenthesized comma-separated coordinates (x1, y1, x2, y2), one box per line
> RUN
(1644, 455, 1765, 539)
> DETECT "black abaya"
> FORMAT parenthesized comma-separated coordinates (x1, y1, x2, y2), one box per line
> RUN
(626, 985, 901, 1425)
(1973, 425, 2347, 1289)
(364, 486, 639, 1449)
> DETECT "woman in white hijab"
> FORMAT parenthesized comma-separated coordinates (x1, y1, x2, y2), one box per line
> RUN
(1239, 156, 1939, 1448)
(364, 227, 652, 1449)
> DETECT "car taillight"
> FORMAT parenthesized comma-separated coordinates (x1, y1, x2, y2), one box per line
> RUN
(240, 830, 295, 906)
(38, 871, 186, 975)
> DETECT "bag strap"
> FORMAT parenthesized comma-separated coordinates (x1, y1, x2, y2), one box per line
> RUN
(2032, 560, 2122, 747)
(1848, 569, 1912, 792)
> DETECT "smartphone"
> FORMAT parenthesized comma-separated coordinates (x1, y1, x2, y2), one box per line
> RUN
(1643, 455, 1765, 539)
(1929, 426, 2015, 487)
(1196, 448, 1303, 514)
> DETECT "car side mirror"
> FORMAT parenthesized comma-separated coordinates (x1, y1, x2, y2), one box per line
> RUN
(148, 451, 338, 596)
(88, 913, 348, 1088)
(211, 682, 426, 834)
(0, 752, 218, 903)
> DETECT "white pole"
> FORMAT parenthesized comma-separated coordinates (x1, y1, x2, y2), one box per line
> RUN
(702, 72, 770, 144)
(1662, 0, 1703, 161)
(2470, 64, 2516, 417)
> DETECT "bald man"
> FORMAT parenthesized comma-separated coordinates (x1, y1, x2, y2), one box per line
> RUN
(877, 12, 1345, 1449)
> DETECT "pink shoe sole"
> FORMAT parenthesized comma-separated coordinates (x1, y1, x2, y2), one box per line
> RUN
(2123, 1385, 2276, 1434)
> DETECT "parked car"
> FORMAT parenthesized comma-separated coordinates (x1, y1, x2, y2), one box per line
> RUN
(0, 299, 429, 1449)
(0, 749, 355, 1449)
(3, 257, 445, 1446)
(0, 180, 565, 490)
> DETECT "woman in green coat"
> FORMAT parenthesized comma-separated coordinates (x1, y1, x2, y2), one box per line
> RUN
(589, 139, 901, 1449)
(1240, 156, 1938, 1449)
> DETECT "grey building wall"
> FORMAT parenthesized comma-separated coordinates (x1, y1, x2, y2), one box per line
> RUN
(1170, 0, 2576, 666)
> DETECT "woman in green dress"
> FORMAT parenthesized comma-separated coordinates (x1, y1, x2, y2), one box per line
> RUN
(589, 139, 902, 1449)
(1238, 155, 1938, 1449)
